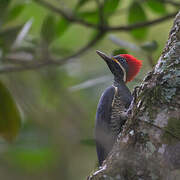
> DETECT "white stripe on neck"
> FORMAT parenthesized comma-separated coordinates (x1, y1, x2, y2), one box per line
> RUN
(112, 57, 126, 82)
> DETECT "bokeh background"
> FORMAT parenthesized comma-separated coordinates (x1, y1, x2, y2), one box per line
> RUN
(0, 0, 179, 179)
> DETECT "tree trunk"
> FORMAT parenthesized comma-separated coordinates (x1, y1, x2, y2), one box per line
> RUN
(88, 11, 180, 180)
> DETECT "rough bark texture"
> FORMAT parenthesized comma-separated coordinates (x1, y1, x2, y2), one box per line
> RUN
(88, 11, 180, 180)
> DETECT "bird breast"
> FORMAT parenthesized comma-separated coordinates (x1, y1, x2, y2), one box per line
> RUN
(110, 95, 126, 137)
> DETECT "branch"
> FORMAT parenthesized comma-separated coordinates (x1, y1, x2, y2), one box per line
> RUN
(95, 0, 105, 26)
(106, 11, 178, 31)
(34, 0, 177, 32)
(109, 35, 142, 52)
(1, 1, 178, 74)
(34, 0, 98, 29)
(69, 75, 112, 92)
(0, 32, 104, 73)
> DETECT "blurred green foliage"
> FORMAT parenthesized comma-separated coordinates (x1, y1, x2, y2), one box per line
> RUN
(4, 146, 56, 172)
(141, 40, 158, 53)
(146, 0, 167, 14)
(0, 80, 21, 142)
(0, 0, 178, 179)
(41, 15, 56, 44)
(112, 48, 128, 55)
(128, 2, 148, 39)
(103, 0, 120, 17)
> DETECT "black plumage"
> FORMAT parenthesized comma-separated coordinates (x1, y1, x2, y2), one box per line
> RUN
(95, 51, 133, 166)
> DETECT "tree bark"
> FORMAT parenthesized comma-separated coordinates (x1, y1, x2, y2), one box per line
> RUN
(88, 11, 180, 180)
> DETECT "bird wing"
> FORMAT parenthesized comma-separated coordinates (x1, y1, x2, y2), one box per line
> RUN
(95, 85, 116, 165)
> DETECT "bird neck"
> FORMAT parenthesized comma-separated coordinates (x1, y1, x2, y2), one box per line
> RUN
(113, 77, 126, 87)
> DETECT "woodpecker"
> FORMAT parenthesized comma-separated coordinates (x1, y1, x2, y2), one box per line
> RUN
(95, 50, 142, 166)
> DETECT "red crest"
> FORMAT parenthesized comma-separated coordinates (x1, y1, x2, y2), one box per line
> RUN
(120, 54, 142, 82)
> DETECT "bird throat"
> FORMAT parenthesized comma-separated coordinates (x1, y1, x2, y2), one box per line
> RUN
(112, 57, 127, 82)
(113, 78, 126, 87)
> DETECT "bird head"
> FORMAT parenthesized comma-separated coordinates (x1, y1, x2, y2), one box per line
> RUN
(96, 50, 142, 83)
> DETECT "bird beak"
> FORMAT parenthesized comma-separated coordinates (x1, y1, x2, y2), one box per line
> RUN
(96, 50, 112, 62)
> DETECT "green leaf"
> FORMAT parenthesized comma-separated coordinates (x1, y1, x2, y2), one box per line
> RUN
(103, 0, 120, 16)
(0, 25, 23, 52)
(75, 0, 92, 10)
(80, 138, 95, 147)
(7, 4, 25, 22)
(0, 0, 10, 7)
(0, 80, 21, 142)
(146, 0, 167, 14)
(128, 2, 148, 40)
(77, 11, 99, 24)
(41, 15, 56, 44)
(141, 40, 158, 52)
(0, 0, 11, 16)
(112, 49, 128, 56)
(55, 18, 70, 37)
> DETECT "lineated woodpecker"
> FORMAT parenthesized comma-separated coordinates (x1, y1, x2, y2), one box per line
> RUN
(95, 50, 142, 166)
